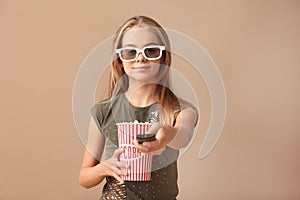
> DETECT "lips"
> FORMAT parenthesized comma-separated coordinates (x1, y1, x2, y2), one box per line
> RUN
(132, 65, 151, 70)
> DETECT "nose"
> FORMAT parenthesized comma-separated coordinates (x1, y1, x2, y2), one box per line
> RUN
(136, 52, 146, 62)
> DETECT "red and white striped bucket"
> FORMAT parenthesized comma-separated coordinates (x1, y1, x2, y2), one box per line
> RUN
(116, 122, 152, 181)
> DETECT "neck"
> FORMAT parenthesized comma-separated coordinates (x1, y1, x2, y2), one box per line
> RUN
(125, 81, 157, 107)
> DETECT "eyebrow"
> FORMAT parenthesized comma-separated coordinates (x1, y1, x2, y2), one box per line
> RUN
(122, 42, 160, 48)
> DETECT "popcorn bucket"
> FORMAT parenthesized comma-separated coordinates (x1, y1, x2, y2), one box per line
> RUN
(116, 122, 152, 181)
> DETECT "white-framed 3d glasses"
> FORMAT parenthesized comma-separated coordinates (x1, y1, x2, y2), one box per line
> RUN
(115, 45, 166, 62)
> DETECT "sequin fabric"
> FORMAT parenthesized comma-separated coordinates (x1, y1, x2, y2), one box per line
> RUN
(101, 177, 126, 200)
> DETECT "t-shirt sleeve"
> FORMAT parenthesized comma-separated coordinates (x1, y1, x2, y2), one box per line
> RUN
(179, 99, 199, 127)
(90, 104, 104, 133)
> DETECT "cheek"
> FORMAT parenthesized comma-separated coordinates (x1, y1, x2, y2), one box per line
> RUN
(152, 63, 161, 73)
(122, 63, 132, 74)
(151, 60, 162, 70)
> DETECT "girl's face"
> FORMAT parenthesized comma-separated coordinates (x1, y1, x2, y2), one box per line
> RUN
(120, 27, 162, 83)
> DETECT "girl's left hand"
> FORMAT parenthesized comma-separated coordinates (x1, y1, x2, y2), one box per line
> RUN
(133, 122, 177, 153)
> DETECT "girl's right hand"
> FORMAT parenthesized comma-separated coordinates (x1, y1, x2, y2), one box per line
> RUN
(100, 148, 129, 184)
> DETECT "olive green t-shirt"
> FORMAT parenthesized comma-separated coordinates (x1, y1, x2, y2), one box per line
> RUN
(91, 92, 193, 199)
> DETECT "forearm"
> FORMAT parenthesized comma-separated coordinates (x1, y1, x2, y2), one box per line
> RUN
(150, 125, 191, 150)
(79, 163, 106, 189)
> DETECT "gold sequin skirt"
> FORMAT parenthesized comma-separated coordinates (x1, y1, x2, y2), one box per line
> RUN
(100, 177, 127, 200)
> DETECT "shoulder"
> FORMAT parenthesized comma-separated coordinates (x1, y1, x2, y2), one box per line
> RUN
(91, 93, 125, 119)
(177, 98, 199, 126)
(92, 98, 112, 113)
(178, 98, 198, 112)
(90, 98, 115, 133)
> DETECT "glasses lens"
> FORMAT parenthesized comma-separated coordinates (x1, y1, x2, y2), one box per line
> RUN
(120, 49, 137, 60)
(144, 47, 161, 58)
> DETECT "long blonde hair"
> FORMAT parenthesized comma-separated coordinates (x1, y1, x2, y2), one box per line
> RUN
(108, 16, 181, 125)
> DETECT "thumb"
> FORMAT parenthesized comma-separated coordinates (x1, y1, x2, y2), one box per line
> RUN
(113, 148, 124, 159)
(147, 122, 163, 134)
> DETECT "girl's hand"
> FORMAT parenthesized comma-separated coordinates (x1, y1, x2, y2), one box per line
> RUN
(100, 148, 129, 183)
(134, 108, 198, 152)
(133, 122, 177, 153)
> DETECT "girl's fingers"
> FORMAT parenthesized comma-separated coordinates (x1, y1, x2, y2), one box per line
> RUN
(113, 148, 124, 159)
(111, 172, 124, 184)
(115, 160, 128, 169)
(146, 122, 162, 134)
(100, 149, 130, 183)
(134, 139, 161, 153)
(102, 159, 127, 173)
(111, 166, 127, 176)
(102, 162, 127, 180)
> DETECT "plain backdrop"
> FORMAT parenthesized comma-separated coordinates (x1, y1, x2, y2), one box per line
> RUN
(1, 0, 300, 199)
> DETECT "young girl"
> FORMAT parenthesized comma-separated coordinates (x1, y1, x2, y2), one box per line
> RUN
(79, 16, 198, 200)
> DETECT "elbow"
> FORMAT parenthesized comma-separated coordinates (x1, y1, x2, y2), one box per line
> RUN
(79, 172, 93, 189)
(169, 129, 193, 150)
(79, 178, 94, 189)
(79, 177, 88, 189)
(81, 184, 93, 189)
(79, 179, 90, 189)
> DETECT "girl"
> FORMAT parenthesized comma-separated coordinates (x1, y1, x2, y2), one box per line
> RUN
(79, 16, 198, 200)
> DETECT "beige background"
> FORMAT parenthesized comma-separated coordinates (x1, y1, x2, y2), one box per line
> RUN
(1, 0, 300, 199)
